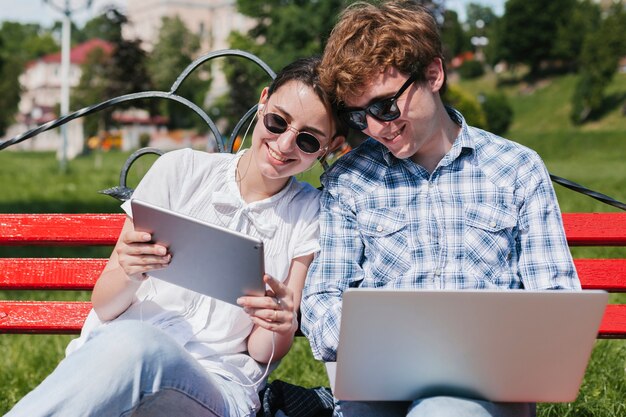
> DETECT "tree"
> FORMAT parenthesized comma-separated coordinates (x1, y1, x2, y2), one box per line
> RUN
(498, 0, 576, 76)
(465, 3, 498, 28)
(480, 92, 513, 135)
(570, 3, 626, 123)
(441, 10, 467, 62)
(0, 22, 58, 62)
(71, 46, 111, 138)
(147, 16, 208, 130)
(0, 41, 21, 135)
(71, 9, 153, 137)
(0, 22, 58, 135)
(552, 0, 601, 69)
(79, 6, 125, 43)
(442, 84, 486, 129)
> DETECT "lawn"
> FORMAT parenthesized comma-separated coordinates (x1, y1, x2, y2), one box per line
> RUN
(1, 72, 625, 415)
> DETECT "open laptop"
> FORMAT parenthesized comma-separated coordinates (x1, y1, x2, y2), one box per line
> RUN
(326, 288, 608, 403)
(130, 198, 266, 306)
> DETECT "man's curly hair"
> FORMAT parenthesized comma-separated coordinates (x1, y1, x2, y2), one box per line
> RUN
(320, 0, 446, 104)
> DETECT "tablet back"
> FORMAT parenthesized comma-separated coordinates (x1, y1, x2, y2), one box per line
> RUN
(130, 198, 265, 305)
(329, 288, 607, 402)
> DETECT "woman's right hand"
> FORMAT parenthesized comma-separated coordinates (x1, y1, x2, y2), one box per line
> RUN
(115, 229, 171, 282)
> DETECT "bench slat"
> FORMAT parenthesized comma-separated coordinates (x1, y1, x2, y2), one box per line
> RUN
(0, 258, 105, 290)
(0, 214, 124, 245)
(562, 213, 626, 246)
(599, 304, 626, 338)
(1, 213, 624, 246)
(2, 258, 623, 291)
(1, 301, 623, 336)
(575, 259, 626, 292)
(0, 301, 91, 334)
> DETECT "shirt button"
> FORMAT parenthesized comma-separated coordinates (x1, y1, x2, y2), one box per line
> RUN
(489, 221, 497, 228)
(376, 225, 383, 232)
(434, 269, 441, 276)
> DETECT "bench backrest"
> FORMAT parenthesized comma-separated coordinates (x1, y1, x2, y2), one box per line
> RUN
(1, 212, 625, 335)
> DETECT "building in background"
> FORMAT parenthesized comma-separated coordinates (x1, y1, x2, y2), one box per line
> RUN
(3, 1, 255, 154)
(5, 38, 113, 154)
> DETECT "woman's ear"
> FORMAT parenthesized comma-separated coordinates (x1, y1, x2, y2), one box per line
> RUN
(258, 87, 270, 112)
(327, 134, 346, 154)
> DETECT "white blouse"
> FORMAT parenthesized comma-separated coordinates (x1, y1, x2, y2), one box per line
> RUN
(66, 148, 321, 405)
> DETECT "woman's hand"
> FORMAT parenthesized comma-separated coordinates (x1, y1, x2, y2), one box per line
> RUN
(116, 229, 171, 282)
(237, 274, 298, 335)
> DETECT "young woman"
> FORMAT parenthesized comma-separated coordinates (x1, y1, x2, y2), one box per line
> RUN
(7, 56, 344, 417)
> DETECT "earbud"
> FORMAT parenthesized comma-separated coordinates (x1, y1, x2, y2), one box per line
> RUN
(258, 104, 265, 111)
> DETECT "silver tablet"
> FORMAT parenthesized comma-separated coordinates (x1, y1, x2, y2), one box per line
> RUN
(130, 198, 266, 306)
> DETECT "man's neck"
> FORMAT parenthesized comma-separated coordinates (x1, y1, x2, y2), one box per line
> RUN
(410, 106, 461, 174)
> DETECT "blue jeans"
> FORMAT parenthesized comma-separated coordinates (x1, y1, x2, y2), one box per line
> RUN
(335, 397, 536, 417)
(6, 321, 257, 417)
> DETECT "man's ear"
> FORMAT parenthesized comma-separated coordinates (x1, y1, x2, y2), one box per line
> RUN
(425, 58, 445, 93)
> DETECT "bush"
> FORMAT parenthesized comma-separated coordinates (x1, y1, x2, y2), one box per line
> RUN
(480, 92, 514, 135)
(458, 60, 485, 79)
(443, 84, 487, 129)
(139, 132, 151, 148)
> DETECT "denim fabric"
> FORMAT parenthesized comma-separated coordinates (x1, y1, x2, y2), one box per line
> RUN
(6, 321, 257, 417)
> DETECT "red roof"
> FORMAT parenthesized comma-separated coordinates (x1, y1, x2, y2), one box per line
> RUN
(28, 38, 114, 67)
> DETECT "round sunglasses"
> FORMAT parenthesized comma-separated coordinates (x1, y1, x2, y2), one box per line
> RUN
(339, 73, 418, 131)
(262, 112, 324, 154)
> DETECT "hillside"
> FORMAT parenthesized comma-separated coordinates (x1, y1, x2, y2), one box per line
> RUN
(455, 72, 626, 213)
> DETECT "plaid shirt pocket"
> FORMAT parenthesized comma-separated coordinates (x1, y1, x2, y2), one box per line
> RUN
(357, 207, 410, 285)
(464, 203, 517, 286)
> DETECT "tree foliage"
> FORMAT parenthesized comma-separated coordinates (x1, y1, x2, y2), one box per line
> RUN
(71, 9, 153, 137)
(79, 7, 124, 43)
(71, 47, 110, 137)
(441, 10, 467, 62)
(465, 3, 498, 28)
(442, 84, 486, 129)
(0, 22, 58, 135)
(480, 92, 513, 135)
(570, 3, 626, 124)
(497, 0, 576, 76)
(551, 0, 601, 68)
(0, 43, 21, 136)
(147, 16, 208, 130)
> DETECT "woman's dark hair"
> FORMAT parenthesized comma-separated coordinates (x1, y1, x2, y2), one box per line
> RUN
(267, 56, 347, 137)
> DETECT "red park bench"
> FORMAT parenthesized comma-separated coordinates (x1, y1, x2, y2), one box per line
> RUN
(0, 212, 625, 337)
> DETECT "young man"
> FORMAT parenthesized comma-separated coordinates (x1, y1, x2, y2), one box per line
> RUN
(300, 1, 580, 417)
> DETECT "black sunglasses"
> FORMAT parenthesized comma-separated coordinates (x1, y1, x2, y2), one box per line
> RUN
(339, 73, 418, 131)
(262, 112, 324, 154)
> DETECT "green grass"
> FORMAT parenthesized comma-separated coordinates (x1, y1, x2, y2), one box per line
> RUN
(1, 70, 626, 414)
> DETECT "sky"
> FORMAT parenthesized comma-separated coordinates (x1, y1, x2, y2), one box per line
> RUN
(0, 0, 505, 27)
(0, 0, 127, 27)
(446, 0, 505, 21)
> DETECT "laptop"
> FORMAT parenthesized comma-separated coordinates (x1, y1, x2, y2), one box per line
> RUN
(326, 288, 608, 403)
(130, 198, 266, 306)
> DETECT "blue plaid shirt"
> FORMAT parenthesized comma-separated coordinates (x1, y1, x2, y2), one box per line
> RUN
(301, 108, 580, 362)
